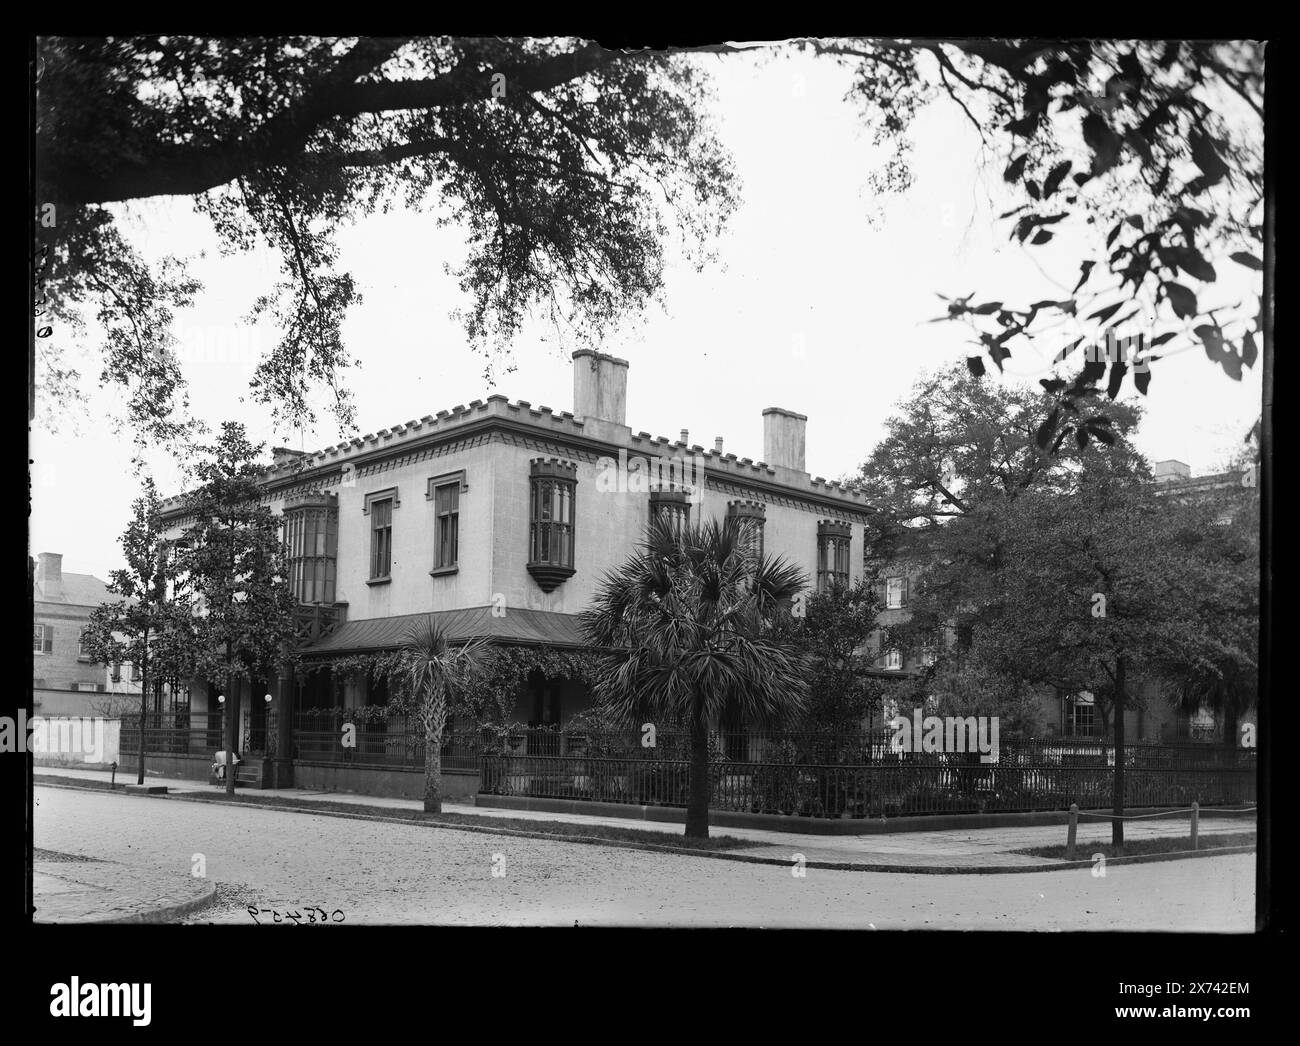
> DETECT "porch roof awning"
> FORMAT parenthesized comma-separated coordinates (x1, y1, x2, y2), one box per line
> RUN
(298, 605, 588, 657)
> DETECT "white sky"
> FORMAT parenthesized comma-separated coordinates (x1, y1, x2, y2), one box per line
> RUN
(30, 47, 1264, 581)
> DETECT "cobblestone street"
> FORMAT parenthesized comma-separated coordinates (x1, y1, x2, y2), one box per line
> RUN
(33, 786, 1254, 929)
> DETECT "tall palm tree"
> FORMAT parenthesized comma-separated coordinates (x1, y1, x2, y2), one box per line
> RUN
(404, 617, 489, 813)
(582, 515, 811, 838)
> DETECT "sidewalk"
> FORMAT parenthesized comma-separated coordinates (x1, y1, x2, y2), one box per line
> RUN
(33, 850, 215, 923)
(34, 766, 1256, 872)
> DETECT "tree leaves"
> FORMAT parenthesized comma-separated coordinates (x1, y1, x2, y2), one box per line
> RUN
(1241, 330, 1259, 368)
(965, 356, 986, 378)
(1189, 129, 1230, 188)
(1004, 153, 1029, 182)
(1089, 301, 1124, 324)
(1195, 323, 1224, 362)
(1133, 365, 1151, 396)
(1081, 113, 1122, 174)
(1163, 282, 1198, 318)
(1035, 406, 1060, 449)
(1230, 251, 1263, 270)
(1105, 360, 1128, 400)
(1043, 160, 1072, 197)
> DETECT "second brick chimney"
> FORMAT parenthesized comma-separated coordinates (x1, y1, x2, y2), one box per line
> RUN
(37, 551, 63, 599)
(763, 407, 808, 476)
(573, 350, 631, 443)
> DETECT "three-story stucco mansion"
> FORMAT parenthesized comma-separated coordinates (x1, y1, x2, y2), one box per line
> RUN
(155, 351, 875, 790)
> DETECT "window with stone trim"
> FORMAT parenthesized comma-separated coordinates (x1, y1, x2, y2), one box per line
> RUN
(285, 494, 339, 603)
(816, 520, 851, 592)
(363, 488, 399, 582)
(649, 488, 691, 538)
(886, 575, 908, 609)
(33, 623, 53, 654)
(527, 459, 577, 592)
(727, 500, 765, 560)
(1065, 692, 1098, 737)
(427, 471, 467, 574)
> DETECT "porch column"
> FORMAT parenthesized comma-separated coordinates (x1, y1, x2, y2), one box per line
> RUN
(276, 668, 294, 761)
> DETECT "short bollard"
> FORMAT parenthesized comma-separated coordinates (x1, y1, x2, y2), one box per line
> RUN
(1191, 801, 1199, 850)
(110, 761, 117, 788)
(1066, 803, 1079, 860)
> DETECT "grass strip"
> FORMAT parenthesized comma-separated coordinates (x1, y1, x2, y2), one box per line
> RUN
(1014, 830, 1255, 860)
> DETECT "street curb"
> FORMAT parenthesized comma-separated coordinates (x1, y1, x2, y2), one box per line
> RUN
(36, 777, 1257, 875)
(473, 793, 1256, 835)
(93, 881, 219, 925)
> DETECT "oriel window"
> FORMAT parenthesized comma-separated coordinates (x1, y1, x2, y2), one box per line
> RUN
(527, 459, 577, 593)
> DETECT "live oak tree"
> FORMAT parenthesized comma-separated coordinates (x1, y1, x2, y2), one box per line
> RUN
(970, 474, 1251, 849)
(1154, 458, 1260, 746)
(37, 39, 1263, 463)
(812, 39, 1265, 446)
(35, 37, 738, 445)
(857, 362, 1146, 560)
(175, 422, 297, 794)
(582, 516, 810, 839)
(857, 363, 1147, 659)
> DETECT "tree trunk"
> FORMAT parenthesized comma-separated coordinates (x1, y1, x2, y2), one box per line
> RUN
(423, 691, 447, 814)
(684, 709, 711, 840)
(224, 660, 238, 796)
(1112, 658, 1126, 851)
(137, 645, 148, 785)
(1222, 698, 1239, 747)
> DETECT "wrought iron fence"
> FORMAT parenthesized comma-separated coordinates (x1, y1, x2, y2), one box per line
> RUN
(119, 713, 226, 757)
(479, 731, 1256, 818)
(292, 712, 481, 771)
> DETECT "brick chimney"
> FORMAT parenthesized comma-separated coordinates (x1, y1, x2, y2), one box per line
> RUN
(763, 407, 808, 476)
(572, 350, 630, 442)
(37, 552, 63, 599)
(272, 447, 308, 468)
(1153, 459, 1191, 483)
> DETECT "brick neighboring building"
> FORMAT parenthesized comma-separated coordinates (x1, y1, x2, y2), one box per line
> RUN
(866, 459, 1258, 742)
(31, 552, 120, 716)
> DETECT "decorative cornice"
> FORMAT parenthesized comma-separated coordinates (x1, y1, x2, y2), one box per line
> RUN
(529, 457, 578, 481)
(284, 492, 338, 513)
(157, 394, 874, 518)
(817, 519, 853, 539)
(726, 499, 766, 520)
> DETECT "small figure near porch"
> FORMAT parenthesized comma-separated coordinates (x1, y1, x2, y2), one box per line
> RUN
(212, 749, 241, 784)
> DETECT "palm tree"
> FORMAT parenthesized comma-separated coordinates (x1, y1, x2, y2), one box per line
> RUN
(404, 617, 489, 813)
(582, 515, 811, 838)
